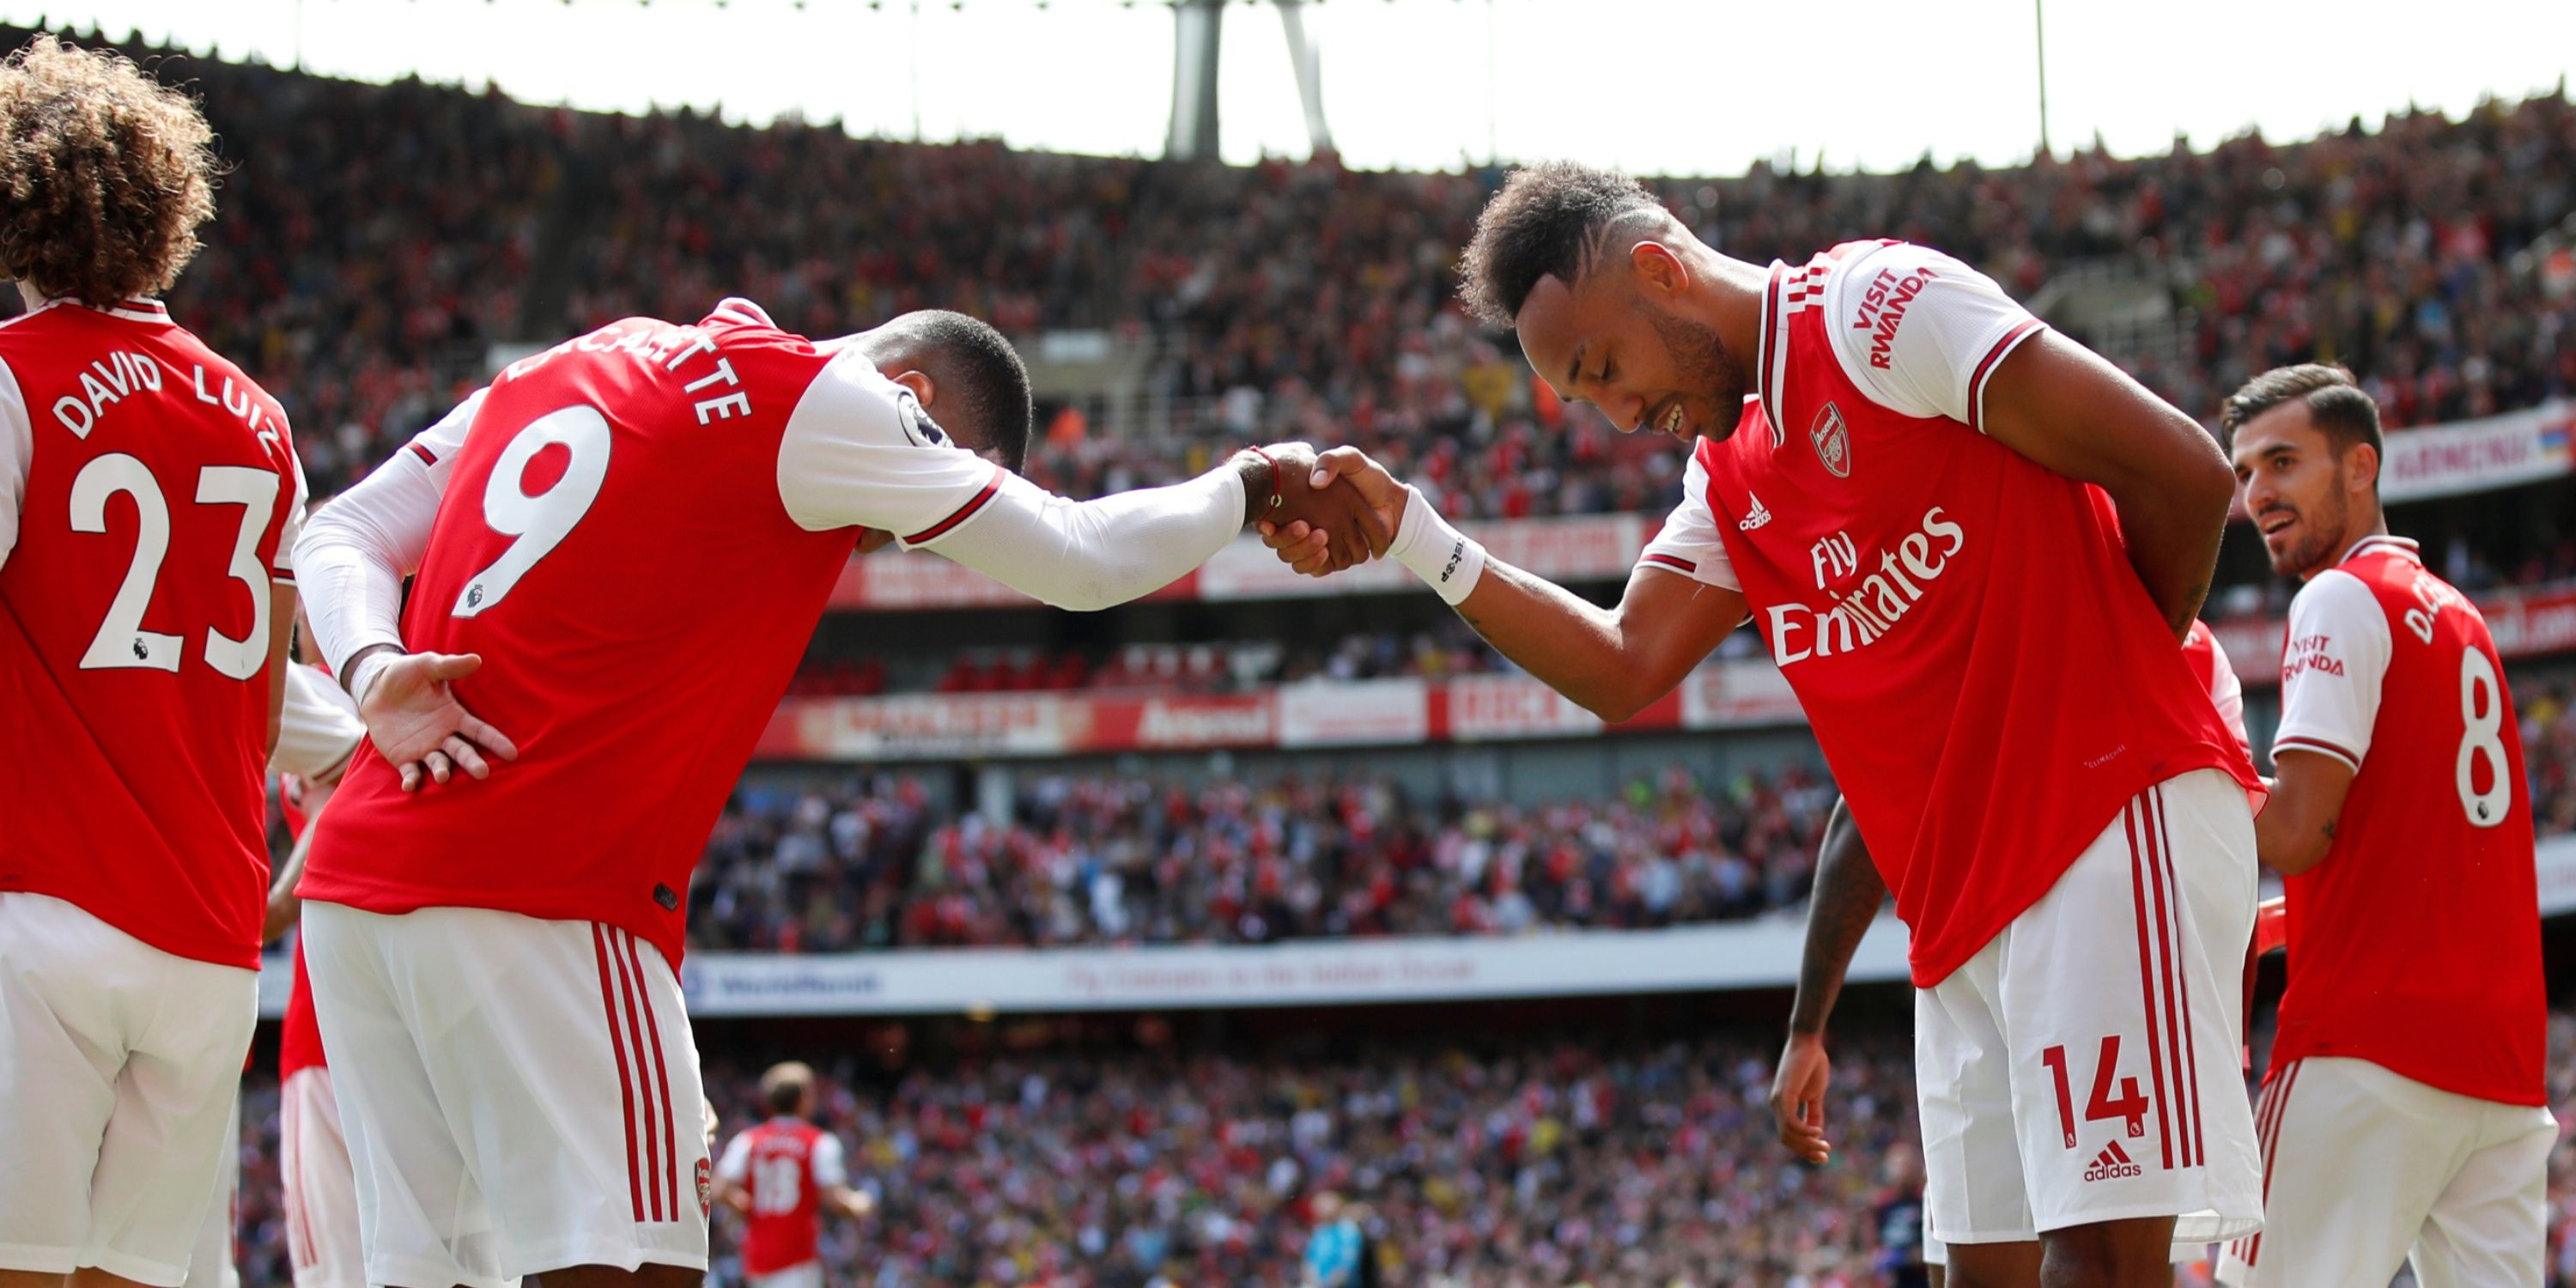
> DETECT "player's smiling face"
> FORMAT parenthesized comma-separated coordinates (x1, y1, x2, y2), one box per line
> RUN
(1514, 246, 1747, 446)
(2231, 402, 2360, 580)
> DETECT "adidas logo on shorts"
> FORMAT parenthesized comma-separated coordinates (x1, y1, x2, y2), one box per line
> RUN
(2082, 1139, 2143, 1182)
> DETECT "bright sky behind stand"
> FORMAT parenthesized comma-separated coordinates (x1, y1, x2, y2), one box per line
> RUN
(5, 0, 2572, 179)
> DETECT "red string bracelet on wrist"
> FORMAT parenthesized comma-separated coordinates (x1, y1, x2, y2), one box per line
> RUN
(1242, 445, 1285, 510)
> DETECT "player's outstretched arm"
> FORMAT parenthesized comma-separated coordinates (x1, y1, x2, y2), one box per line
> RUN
(1262, 447, 1743, 722)
(1978, 332, 2237, 641)
(1769, 798, 1880, 1165)
(2251, 750, 2356, 876)
(926, 443, 1382, 612)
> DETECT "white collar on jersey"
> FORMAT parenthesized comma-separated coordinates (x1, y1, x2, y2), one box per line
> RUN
(2340, 533, 2421, 565)
(28, 295, 173, 325)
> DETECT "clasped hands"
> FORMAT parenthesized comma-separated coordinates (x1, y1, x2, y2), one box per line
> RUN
(1250, 445, 1407, 577)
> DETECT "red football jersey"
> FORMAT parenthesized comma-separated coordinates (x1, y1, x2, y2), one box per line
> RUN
(278, 777, 325, 1078)
(716, 1117, 845, 1274)
(280, 938, 325, 1078)
(302, 301, 998, 967)
(1640, 242, 2258, 985)
(2183, 619, 2251, 758)
(0, 298, 302, 969)
(2268, 536, 2543, 1104)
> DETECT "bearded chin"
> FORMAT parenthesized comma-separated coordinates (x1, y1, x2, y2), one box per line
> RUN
(2277, 491, 2353, 577)
(1646, 307, 1745, 437)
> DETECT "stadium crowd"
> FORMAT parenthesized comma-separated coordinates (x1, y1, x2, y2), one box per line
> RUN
(686, 767, 1837, 954)
(215, 1012, 2576, 1287)
(19, 25, 2565, 515)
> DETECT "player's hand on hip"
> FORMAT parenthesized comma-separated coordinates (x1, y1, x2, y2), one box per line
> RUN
(359, 651, 520, 792)
(1768, 1031, 1835, 1164)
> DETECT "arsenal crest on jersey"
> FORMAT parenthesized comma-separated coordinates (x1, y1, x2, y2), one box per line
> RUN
(1809, 402, 1853, 478)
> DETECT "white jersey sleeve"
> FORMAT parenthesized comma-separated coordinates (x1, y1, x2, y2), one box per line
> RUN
(2191, 623, 2251, 756)
(0, 355, 27, 569)
(272, 439, 311, 581)
(1820, 241, 2048, 432)
(811, 1133, 848, 1188)
(714, 1130, 754, 1184)
(271, 663, 365, 781)
(1637, 444, 1741, 592)
(775, 346, 1257, 611)
(2271, 569, 2391, 771)
(294, 388, 481, 677)
(773, 348, 1005, 541)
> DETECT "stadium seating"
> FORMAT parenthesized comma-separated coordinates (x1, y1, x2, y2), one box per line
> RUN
(17, 25, 2557, 513)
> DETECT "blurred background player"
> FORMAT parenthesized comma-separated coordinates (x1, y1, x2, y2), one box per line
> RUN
(0, 34, 307, 1288)
(712, 1062, 872, 1288)
(291, 297, 1384, 1288)
(1270, 161, 2264, 1286)
(2218, 365, 2553, 1285)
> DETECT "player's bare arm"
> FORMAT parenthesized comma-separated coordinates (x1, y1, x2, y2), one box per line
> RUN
(1267, 447, 1741, 720)
(1977, 332, 2238, 641)
(264, 800, 318, 944)
(2252, 750, 2356, 876)
(1770, 797, 1880, 1165)
(264, 584, 296, 756)
(828, 1184, 876, 1222)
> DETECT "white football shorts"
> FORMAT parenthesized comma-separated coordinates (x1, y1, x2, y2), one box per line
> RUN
(1917, 769, 2263, 1246)
(302, 902, 708, 1288)
(2217, 1055, 2555, 1287)
(279, 1065, 369, 1288)
(0, 891, 256, 1286)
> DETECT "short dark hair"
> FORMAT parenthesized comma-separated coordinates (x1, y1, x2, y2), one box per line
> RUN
(875, 309, 1031, 472)
(1458, 161, 1666, 329)
(761, 1061, 813, 1116)
(0, 35, 218, 305)
(2221, 363, 2384, 467)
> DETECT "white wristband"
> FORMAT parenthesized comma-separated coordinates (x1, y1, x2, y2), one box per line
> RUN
(1388, 485, 1485, 605)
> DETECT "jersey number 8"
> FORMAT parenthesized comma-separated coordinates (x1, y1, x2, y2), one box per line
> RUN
(452, 404, 612, 617)
(2458, 647, 2511, 829)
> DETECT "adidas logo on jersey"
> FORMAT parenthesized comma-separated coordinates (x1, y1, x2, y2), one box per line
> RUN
(1739, 493, 1773, 531)
(2083, 1139, 2142, 1182)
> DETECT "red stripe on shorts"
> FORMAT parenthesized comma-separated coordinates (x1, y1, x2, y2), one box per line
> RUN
(2142, 788, 2194, 1168)
(592, 925, 646, 1222)
(610, 933, 665, 1221)
(2246, 1058, 2302, 1267)
(2124, 800, 2176, 1170)
(2154, 787, 2207, 1167)
(623, 929, 683, 1223)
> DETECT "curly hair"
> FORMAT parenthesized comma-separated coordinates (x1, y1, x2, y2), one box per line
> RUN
(1457, 161, 1666, 329)
(0, 34, 216, 306)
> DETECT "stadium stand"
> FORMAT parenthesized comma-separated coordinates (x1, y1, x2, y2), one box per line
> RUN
(218, 1011, 2576, 1286)
(687, 765, 1836, 952)
(19, 20, 2553, 1286)
(15, 27, 2560, 512)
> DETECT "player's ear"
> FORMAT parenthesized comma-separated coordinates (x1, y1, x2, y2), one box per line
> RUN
(2346, 440, 2381, 498)
(887, 369, 936, 410)
(1630, 240, 1689, 298)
